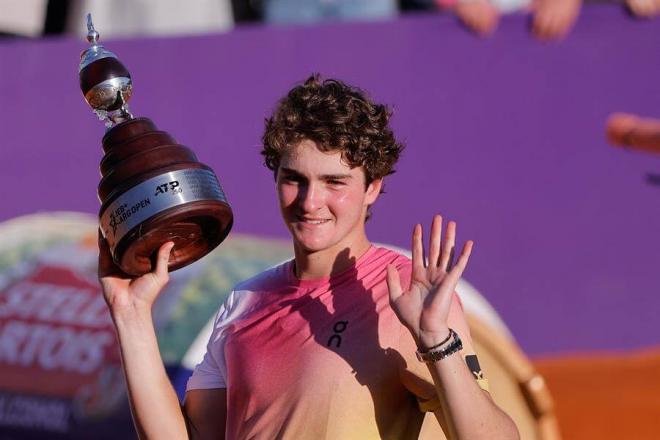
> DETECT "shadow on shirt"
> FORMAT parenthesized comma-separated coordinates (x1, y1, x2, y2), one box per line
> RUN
(281, 248, 425, 439)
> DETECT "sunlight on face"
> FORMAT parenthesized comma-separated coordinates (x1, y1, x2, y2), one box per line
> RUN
(276, 139, 381, 256)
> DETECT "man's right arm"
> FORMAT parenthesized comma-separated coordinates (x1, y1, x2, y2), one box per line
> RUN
(113, 306, 189, 439)
(99, 238, 226, 439)
(112, 285, 227, 440)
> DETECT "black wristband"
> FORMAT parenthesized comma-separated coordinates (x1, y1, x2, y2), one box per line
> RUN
(417, 329, 453, 352)
(415, 329, 463, 363)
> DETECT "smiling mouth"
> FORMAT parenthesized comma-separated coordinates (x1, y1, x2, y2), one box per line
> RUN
(297, 216, 331, 225)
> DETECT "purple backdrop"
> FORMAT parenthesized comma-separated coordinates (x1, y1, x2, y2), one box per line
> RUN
(1, 5, 658, 356)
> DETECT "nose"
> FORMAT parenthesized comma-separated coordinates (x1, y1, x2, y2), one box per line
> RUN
(298, 181, 323, 213)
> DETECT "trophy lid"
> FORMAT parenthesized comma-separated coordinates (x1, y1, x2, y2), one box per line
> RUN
(79, 14, 133, 126)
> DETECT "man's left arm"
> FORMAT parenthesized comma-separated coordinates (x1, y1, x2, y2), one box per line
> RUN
(421, 323, 517, 439)
(387, 215, 519, 440)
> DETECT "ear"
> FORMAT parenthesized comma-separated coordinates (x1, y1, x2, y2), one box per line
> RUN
(365, 178, 383, 205)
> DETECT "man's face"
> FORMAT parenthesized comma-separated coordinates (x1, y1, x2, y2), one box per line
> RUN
(276, 139, 381, 255)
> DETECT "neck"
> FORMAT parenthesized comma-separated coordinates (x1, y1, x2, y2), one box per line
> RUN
(293, 234, 372, 280)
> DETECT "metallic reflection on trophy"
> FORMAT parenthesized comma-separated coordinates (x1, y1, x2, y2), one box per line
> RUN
(80, 15, 233, 276)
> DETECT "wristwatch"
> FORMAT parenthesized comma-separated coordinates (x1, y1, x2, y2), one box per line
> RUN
(416, 329, 463, 363)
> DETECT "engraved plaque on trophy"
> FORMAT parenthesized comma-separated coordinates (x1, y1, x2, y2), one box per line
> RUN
(79, 15, 233, 276)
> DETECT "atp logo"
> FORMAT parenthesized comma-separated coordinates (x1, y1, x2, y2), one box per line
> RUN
(155, 180, 181, 196)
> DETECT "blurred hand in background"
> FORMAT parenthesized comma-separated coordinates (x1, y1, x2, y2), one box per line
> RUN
(607, 112, 660, 154)
(440, 0, 581, 40)
(625, 0, 660, 17)
(532, 0, 582, 40)
(454, 0, 501, 35)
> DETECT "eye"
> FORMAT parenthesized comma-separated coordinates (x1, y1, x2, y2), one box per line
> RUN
(327, 179, 346, 187)
(281, 175, 302, 184)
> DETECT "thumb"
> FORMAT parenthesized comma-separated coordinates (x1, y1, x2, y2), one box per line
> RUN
(386, 264, 403, 303)
(152, 241, 175, 286)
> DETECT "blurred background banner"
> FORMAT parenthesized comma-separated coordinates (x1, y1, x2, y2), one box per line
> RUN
(0, 3, 659, 439)
(0, 213, 129, 438)
(0, 212, 294, 438)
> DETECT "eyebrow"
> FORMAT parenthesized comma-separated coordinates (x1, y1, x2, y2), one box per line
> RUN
(321, 173, 352, 181)
(279, 168, 353, 181)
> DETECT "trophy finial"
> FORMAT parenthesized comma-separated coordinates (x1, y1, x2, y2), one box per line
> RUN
(79, 15, 133, 127)
(86, 14, 100, 45)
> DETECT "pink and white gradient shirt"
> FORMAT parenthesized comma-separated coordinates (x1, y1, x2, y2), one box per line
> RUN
(187, 246, 477, 439)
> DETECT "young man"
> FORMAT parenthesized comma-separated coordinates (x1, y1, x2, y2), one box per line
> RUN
(99, 76, 519, 439)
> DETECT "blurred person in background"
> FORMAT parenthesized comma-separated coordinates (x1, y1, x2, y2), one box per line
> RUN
(6, 0, 656, 40)
(65, 0, 234, 38)
(260, 0, 398, 24)
(0, 0, 50, 38)
(579, 0, 660, 18)
(0, 0, 234, 39)
(435, 0, 582, 39)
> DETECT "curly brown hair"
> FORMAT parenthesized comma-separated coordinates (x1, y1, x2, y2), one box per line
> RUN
(261, 75, 404, 187)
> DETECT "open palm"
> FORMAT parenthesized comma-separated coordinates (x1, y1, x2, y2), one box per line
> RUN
(387, 215, 473, 348)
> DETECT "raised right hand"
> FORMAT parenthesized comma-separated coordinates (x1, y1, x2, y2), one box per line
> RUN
(98, 231, 174, 317)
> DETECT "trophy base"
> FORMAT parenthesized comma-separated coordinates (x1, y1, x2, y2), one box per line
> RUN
(112, 200, 232, 276)
(97, 117, 233, 276)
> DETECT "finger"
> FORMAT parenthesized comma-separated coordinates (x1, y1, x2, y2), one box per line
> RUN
(637, 0, 656, 15)
(542, 16, 560, 40)
(428, 242, 467, 313)
(537, 2, 578, 40)
(473, 11, 492, 35)
(153, 241, 175, 283)
(412, 223, 424, 270)
(97, 229, 126, 279)
(97, 230, 112, 274)
(548, 20, 569, 41)
(561, 3, 580, 34)
(440, 240, 474, 289)
(457, 4, 488, 35)
(438, 221, 456, 272)
(474, 4, 499, 35)
(639, 2, 655, 15)
(607, 113, 660, 153)
(548, 10, 573, 40)
(386, 264, 403, 303)
(533, 13, 551, 39)
(532, 3, 555, 37)
(627, 0, 641, 16)
(628, 0, 650, 15)
(485, 9, 500, 35)
(428, 215, 442, 273)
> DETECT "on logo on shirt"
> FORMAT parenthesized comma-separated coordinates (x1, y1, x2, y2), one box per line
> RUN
(327, 321, 348, 348)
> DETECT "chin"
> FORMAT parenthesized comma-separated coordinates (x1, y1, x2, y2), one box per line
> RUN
(295, 238, 333, 254)
(291, 231, 338, 254)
